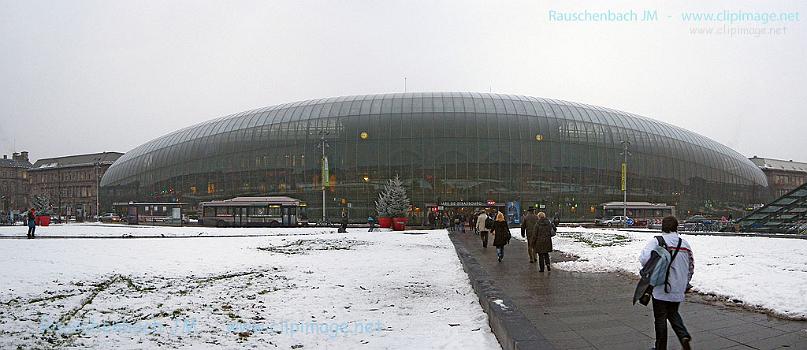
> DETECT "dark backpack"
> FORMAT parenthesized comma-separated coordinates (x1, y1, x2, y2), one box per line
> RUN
(484, 217, 494, 230)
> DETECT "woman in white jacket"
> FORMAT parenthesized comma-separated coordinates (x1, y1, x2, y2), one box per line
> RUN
(639, 216, 694, 350)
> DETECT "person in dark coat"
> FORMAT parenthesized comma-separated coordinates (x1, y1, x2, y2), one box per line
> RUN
(535, 212, 555, 271)
(26, 208, 36, 239)
(521, 208, 539, 263)
(492, 212, 511, 262)
(552, 212, 560, 229)
(453, 214, 463, 233)
(338, 209, 348, 233)
(367, 215, 375, 232)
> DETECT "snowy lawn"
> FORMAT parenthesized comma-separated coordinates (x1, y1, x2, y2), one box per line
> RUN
(0, 226, 500, 349)
(513, 227, 807, 319)
(0, 222, 316, 238)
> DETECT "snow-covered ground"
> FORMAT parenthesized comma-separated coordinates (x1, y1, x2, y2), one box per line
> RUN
(514, 227, 807, 319)
(0, 222, 311, 238)
(0, 225, 500, 349)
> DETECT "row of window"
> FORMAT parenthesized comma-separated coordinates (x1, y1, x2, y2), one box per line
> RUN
(37, 186, 97, 199)
(0, 169, 26, 179)
(30, 170, 101, 183)
(771, 174, 807, 186)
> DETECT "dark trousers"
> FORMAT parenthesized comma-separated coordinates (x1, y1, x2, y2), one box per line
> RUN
(480, 231, 488, 247)
(538, 253, 550, 271)
(652, 298, 690, 350)
(27, 225, 36, 237)
(496, 246, 505, 260)
(527, 239, 537, 262)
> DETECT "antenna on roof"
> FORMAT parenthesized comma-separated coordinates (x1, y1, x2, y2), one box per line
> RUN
(404, 77, 407, 92)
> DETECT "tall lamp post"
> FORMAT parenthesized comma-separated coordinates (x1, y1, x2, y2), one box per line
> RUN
(318, 131, 330, 224)
(620, 140, 631, 228)
(95, 159, 101, 221)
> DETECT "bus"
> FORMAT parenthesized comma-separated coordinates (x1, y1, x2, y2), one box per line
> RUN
(113, 202, 187, 226)
(199, 196, 304, 227)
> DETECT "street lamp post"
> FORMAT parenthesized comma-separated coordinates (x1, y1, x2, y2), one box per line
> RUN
(95, 159, 101, 221)
(318, 131, 330, 224)
(620, 140, 631, 228)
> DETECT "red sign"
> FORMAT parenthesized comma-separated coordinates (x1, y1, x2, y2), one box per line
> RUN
(486, 200, 496, 206)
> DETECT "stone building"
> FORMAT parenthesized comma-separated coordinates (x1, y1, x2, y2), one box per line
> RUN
(749, 156, 807, 199)
(0, 151, 32, 213)
(29, 152, 123, 220)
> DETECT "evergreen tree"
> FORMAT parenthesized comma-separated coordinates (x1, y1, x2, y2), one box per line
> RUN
(31, 195, 52, 215)
(376, 174, 410, 218)
(374, 190, 389, 218)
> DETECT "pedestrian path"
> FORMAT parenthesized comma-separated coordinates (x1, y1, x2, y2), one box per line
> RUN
(452, 232, 807, 350)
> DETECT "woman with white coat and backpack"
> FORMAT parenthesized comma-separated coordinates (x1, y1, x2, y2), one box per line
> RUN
(639, 216, 694, 350)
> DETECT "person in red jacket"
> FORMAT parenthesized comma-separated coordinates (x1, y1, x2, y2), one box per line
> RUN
(26, 208, 36, 239)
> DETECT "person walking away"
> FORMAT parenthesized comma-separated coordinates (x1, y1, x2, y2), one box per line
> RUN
(338, 209, 348, 233)
(367, 215, 375, 232)
(476, 210, 490, 248)
(639, 216, 693, 350)
(521, 208, 539, 263)
(491, 212, 511, 262)
(26, 208, 36, 239)
(535, 212, 555, 271)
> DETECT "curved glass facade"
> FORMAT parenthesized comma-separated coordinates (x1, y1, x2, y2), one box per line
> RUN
(101, 92, 768, 221)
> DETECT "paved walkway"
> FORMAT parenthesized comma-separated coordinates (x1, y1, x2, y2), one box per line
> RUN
(452, 232, 807, 350)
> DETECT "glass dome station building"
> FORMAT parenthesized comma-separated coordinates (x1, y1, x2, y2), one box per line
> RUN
(100, 92, 768, 221)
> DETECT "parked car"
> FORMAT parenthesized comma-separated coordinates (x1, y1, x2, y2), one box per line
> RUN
(682, 215, 719, 231)
(600, 215, 632, 227)
(648, 218, 663, 230)
(685, 215, 709, 223)
(100, 213, 121, 223)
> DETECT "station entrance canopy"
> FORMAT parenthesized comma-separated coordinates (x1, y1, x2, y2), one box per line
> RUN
(736, 182, 807, 234)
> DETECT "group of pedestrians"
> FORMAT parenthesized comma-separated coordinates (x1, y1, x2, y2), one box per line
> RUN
(472, 207, 555, 268)
(520, 209, 555, 271)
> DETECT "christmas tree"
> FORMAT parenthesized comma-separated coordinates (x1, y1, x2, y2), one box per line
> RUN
(375, 174, 410, 218)
(374, 191, 389, 218)
(31, 195, 52, 215)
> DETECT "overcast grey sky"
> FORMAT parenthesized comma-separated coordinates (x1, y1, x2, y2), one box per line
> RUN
(1, 0, 805, 162)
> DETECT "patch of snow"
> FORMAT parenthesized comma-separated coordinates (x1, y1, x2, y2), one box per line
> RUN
(491, 299, 508, 311)
(0, 227, 501, 349)
(512, 227, 807, 319)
